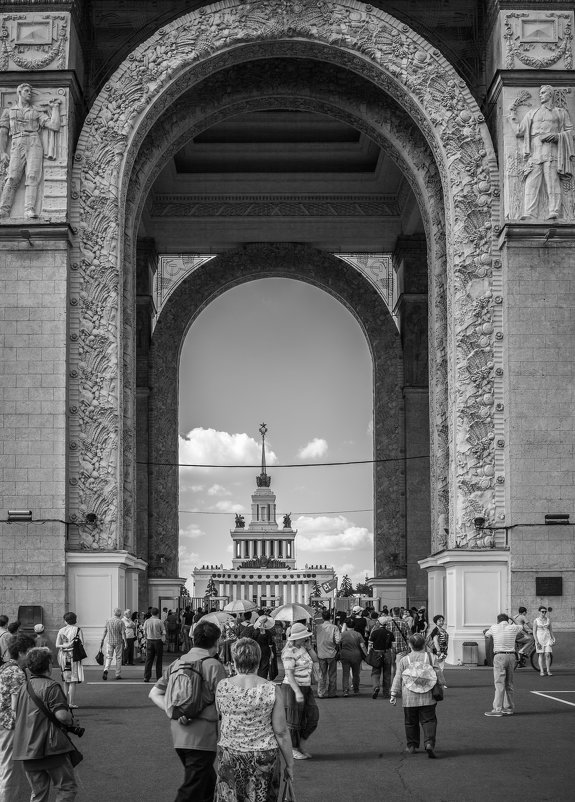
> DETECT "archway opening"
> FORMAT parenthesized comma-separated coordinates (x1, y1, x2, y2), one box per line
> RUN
(177, 277, 375, 597)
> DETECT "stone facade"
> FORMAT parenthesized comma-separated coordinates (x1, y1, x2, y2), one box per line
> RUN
(0, 1, 574, 663)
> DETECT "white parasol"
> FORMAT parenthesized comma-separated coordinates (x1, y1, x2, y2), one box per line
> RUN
(223, 599, 258, 613)
(270, 603, 313, 622)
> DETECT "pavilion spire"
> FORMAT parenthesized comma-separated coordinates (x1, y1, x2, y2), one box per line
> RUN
(256, 422, 271, 487)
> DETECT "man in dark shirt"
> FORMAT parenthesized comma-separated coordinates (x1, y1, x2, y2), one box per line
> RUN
(368, 620, 394, 699)
(12, 647, 78, 800)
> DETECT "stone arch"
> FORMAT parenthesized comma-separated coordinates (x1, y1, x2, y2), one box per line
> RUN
(149, 243, 403, 577)
(127, 57, 448, 570)
(68, 0, 502, 560)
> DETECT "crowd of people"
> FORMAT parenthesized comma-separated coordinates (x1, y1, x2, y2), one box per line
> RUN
(0, 601, 557, 801)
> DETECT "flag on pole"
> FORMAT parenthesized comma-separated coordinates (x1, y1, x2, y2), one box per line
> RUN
(321, 577, 338, 594)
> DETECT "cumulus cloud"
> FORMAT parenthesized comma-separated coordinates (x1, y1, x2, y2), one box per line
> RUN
(207, 484, 231, 496)
(294, 515, 373, 552)
(212, 500, 245, 513)
(179, 428, 278, 472)
(298, 438, 328, 460)
(331, 562, 371, 588)
(178, 522, 206, 540)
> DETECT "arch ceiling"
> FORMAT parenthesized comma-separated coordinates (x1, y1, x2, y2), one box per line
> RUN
(69, 0, 502, 559)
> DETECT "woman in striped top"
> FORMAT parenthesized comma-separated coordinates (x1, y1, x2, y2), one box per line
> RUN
(281, 623, 320, 760)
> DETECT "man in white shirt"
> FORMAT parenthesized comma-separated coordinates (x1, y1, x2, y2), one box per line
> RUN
(484, 614, 522, 717)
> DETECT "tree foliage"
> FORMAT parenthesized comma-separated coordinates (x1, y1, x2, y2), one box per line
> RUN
(337, 574, 354, 597)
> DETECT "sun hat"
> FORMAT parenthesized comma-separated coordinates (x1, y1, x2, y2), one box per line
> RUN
(34, 624, 45, 633)
(254, 615, 275, 630)
(378, 615, 390, 625)
(352, 605, 363, 613)
(288, 622, 311, 641)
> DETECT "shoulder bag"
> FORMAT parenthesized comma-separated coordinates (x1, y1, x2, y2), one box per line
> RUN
(365, 648, 383, 668)
(25, 679, 84, 767)
(71, 628, 87, 662)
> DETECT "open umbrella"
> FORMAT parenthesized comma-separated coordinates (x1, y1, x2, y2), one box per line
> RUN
(223, 599, 257, 613)
(270, 603, 312, 622)
(200, 611, 234, 627)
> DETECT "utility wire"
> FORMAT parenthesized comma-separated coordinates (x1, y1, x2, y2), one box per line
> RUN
(179, 508, 373, 516)
(137, 454, 429, 469)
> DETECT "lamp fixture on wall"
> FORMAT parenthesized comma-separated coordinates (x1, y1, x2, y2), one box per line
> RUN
(7, 510, 33, 522)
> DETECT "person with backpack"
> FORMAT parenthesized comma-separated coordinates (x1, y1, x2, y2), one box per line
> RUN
(368, 617, 394, 699)
(389, 633, 445, 758)
(149, 620, 226, 802)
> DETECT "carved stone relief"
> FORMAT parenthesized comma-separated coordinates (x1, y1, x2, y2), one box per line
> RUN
(336, 254, 397, 327)
(503, 11, 574, 70)
(0, 83, 68, 220)
(504, 86, 575, 221)
(68, 1, 501, 556)
(151, 195, 401, 218)
(154, 255, 216, 321)
(0, 12, 69, 72)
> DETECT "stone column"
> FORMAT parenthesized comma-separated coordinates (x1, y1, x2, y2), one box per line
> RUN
(395, 236, 431, 607)
(0, 9, 89, 640)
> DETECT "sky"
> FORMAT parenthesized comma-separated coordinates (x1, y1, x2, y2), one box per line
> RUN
(178, 277, 375, 594)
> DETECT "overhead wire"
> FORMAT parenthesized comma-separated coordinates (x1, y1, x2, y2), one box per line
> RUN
(137, 454, 429, 469)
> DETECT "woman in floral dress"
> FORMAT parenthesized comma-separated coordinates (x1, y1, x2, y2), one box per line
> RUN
(215, 638, 293, 802)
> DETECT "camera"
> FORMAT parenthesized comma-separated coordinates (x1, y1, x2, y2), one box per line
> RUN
(66, 724, 85, 738)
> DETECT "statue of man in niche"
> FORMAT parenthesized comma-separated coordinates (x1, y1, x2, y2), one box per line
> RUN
(0, 83, 61, 219)
(511, 84, 574, 220)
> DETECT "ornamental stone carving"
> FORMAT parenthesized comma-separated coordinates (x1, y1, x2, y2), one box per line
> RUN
(69, 0, 501, 553)
(502, 11, 574, 70)
(504, 86, 575, 221)
(0, 12, 69, 72)
(0, 83, 67, 220)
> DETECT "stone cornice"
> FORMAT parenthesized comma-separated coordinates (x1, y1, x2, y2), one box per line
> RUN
(498, 222, 575, 246)
(0, 223, 72, 244)
(151, 194, 401, 218)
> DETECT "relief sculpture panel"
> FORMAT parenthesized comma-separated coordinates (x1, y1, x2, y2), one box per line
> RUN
(502, 11, 574, 71)
(0, 82, 68, 220)
(504, 85, 575, 221)
(0, 12, 70, 72)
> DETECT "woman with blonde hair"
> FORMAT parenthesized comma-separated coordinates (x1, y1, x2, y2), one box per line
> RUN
(215, 637, 294, 801)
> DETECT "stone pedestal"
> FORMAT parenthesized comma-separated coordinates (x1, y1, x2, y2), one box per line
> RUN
(66, 552, 147, 665)
(148, 577, 186, 614)
(419, 550, 510, 665)
(369, 577, 407, 610)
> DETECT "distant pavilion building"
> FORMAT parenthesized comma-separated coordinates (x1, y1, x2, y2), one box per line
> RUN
(193, 424, 335, 607)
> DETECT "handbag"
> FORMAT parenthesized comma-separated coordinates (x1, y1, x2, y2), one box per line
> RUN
(26, 679, 84, 767)
(71, 628, 87, 662)
(365, 649, 383, 668)
(431, 680, 444, 701)
(281, 768, 296, 802)
(95, 650, 104, 666)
